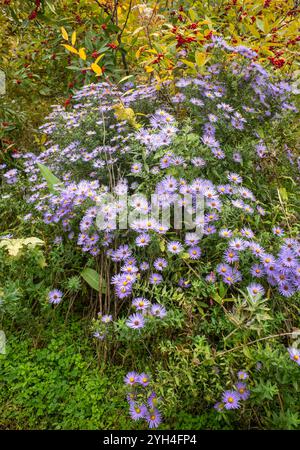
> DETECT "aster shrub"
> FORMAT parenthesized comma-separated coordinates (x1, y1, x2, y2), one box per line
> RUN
(1, 41, 300, 429)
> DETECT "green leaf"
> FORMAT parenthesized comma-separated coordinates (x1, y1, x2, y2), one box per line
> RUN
(278, 187, 288, 202)
(37, 163, 63, 192)
(67, 65, 84, 71)
(81, 268, 106, 292)
(256, 18, 265, 33)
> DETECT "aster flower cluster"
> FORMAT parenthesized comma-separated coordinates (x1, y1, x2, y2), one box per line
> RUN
(92, 312, 113, 341)
(215, 236, 300, 298)
(3, 168, 18, 185)
(124, 371, 162, 428)
(171, 56, 296, 165)
(127, 298, 167, 329)
(214, 371, 250, 411)
(6, 51, 298, 349)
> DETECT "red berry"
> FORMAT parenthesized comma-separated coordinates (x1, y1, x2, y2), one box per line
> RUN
(28, 9, 37, 20)
(107, 43, 118, 49)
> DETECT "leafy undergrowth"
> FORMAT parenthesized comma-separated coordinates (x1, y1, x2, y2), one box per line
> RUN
(0, 320, 133, 430)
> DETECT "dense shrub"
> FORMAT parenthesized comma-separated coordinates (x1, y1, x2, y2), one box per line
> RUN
(1, 33, 300, 429)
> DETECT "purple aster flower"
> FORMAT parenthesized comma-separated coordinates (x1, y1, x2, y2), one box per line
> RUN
(222, 268, 242, 285)
(171, 155, 185, 166)
(257, 205, 266, 216)
(124, 257, 137, 266)
(167, 241, 183, 254)
(188, 246, 202, 260)
(140, 262, 150, 271)
(129, 403, 148, 420)
(48, 289, 63, 304)
(219, 228, 233, 239)
(250, 243, 266, 257)
(273, 226, 284, 237)
(279, 248, 297, 268)
(153, 258, 168, 271)
(101, 314, 113, 323)
(217, 185, 231, 195)
(287, 347, 300, 365)
(237, 371, 249, 381)
(115, 283, 133, 299)
(260, 254, 276, 266)
(216, 263, 231, 276)
(126, 313, 145, 329)
(138, 373, 150, 386)
(214, 402, 225, 412)
(222, 390, 240, 410)
(283, 238, 299, 250)
(93, 331, 106, 340)
(256, 141, 267, 158)
(150, 304, 167, 318)
(178, 278, 191, 288)
(250, 264, 265, 278)
(185, 232, 200, 246)
(202, 134, 219, 148)
(124, 371, 139, 385)
(191, 157, 206, 167)
(229, 238, 247, 251)
(79, 216, 93, 232)
(228, 173, 243, 184)
(224, 249, 239, 264)
(160, 155, 171, 169)
(53, 236, 63, 245)
(146, 409, 162, 428)
(149, 273, 163, 285)
(235, 382, 250, 400)
(247, 283, 265, 299)
(203, 225, 217, 235)
(3, 169, 18, 184)
(115, 244, 132, 260)
(121, 263, 139, 275)
(278, 283, 296, 297)
(240, 228, 255, 239)
(131, 163, 142, 174)
(162, 175, 178, 193)
(132, 297, 151, 311)
(233, 152, 243, 163)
